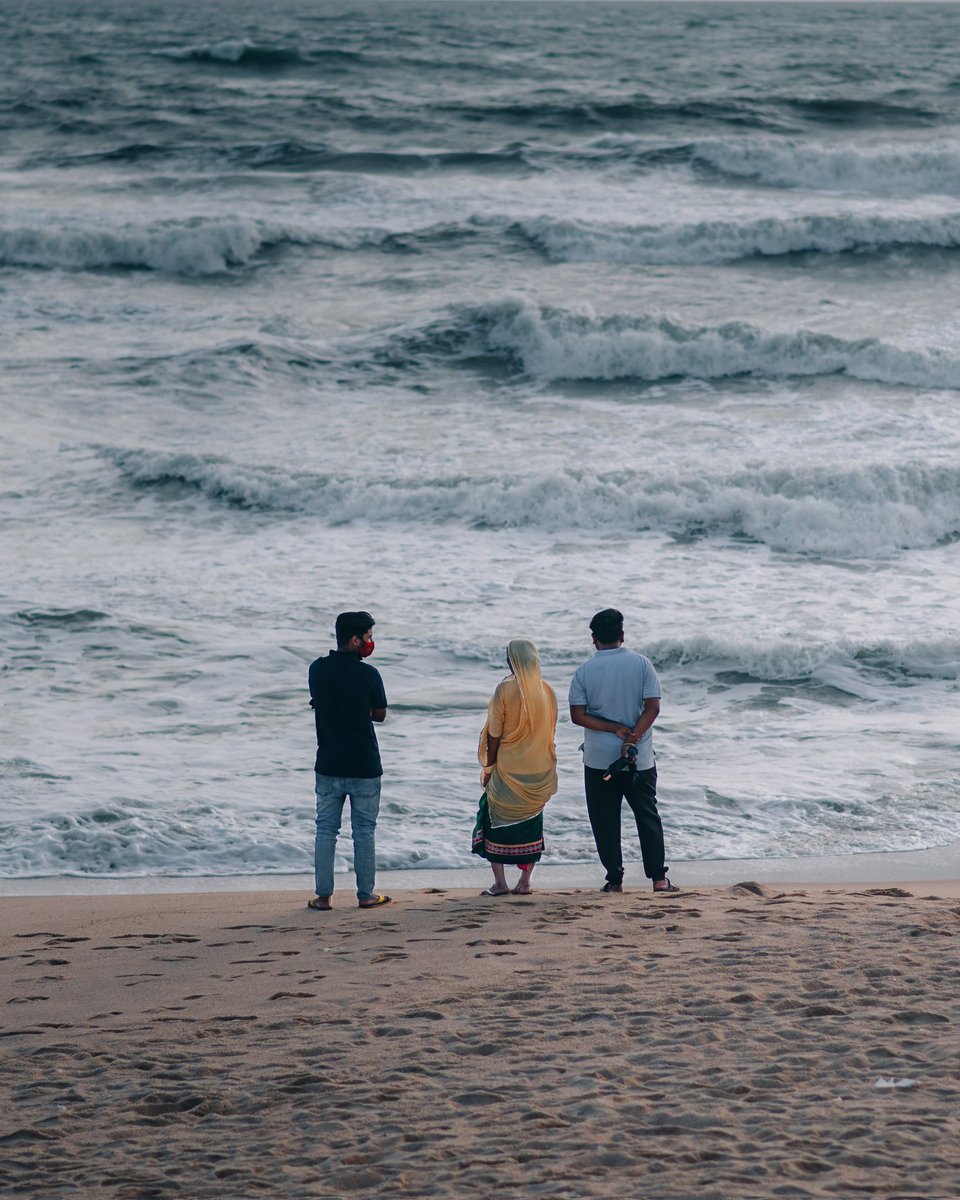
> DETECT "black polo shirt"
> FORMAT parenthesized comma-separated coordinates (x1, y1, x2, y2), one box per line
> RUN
(308, 650, 388, 778)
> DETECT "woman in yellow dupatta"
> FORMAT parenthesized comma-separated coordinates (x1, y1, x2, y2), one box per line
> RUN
(472, 639, 558, 896)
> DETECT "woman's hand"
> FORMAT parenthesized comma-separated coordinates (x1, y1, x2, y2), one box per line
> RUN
(480, 767, 493, 788)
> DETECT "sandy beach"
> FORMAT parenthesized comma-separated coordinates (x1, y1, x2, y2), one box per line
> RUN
(3, 879, 960, 1199)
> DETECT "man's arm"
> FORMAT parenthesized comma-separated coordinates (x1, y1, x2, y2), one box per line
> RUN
(569, 705, 633, 741)
(629, 697, 660, 743)
(370, 668, 388, 723)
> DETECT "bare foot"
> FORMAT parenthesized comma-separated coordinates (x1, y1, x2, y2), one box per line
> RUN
(511, 883, 533, 895)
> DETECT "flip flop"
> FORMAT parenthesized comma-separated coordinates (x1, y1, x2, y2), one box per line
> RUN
(653, 880, 680, 894)
(479, 886, 509, 896)
(307, 896, 332, 911)
(358, 894, 391, 908)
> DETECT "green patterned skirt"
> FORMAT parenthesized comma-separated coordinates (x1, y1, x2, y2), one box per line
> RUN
(471, 793, 544, 865)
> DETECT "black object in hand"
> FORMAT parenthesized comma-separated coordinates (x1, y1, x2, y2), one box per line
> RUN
(602, 742, 638, 782)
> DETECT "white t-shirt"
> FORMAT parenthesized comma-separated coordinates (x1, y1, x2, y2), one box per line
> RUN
(568, 647, 661, 771)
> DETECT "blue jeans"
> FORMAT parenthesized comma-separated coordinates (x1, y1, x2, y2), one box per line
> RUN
(314, 774, 381, 900)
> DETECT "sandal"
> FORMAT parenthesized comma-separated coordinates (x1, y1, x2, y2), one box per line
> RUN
(307, 896, 332, 911)
(358, 894, 391, 908)
(653, 879, 680, 894)
(480, 886, 509, 896)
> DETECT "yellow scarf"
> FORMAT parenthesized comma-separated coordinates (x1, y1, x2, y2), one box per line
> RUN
(478, 639, 558, 824)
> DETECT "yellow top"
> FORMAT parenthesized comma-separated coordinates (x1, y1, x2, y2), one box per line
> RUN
(478, 639, 558, 824)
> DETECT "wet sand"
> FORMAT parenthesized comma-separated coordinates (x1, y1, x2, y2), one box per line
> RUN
(3, 881, 960, 1198)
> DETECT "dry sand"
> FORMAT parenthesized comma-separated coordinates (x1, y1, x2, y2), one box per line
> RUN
(3, 881, 960, 1199)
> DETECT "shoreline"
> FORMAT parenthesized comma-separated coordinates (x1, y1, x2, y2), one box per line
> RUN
(3, 838, 960, 897)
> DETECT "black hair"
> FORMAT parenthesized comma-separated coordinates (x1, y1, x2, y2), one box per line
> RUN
(590, 608, 623, 644)
(335, 610, 375, 648)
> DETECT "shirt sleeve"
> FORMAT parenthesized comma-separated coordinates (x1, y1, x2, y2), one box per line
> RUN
(641, 659, 661, 700)
(568, 665, 587, 707)
(487, 683, 506, 738)
(370, 668, 388, 709)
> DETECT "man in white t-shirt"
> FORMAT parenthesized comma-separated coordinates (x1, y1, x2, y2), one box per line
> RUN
(569, 608, 678, 894)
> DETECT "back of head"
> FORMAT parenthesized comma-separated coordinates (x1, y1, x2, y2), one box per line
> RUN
(590, 608, 623, 645)
(335, 610, 375, 648)
(506, 638, 549, 729)
(506, 638, 540, 676)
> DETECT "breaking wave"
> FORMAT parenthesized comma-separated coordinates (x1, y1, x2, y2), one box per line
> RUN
(151, 40, 319, 69)
(0, 216, 488, 274)
(14, 206, 960, 280)
(519, 211, 960, 264)
(690, 138, 960, 195)
(0, 218, 312, 275)
(102, 446, 960, 557)
(644, 633, 960, 684)
(0, 800, 308, 878)
(389, 298, 960, 389)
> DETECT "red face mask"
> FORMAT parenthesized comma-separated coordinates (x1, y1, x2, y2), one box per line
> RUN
(359, 638, 375, 658)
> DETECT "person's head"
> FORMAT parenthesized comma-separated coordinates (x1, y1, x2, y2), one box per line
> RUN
(505, 638, 547, 723)
(506, 638, 540, 676)
(589, 608, 624, 648)
(335, 610, 375, 654)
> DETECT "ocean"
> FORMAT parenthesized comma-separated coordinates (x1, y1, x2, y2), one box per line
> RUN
(2, 0, 959, 883)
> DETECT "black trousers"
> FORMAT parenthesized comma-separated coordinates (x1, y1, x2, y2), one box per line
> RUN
(584, 765, 665, 884)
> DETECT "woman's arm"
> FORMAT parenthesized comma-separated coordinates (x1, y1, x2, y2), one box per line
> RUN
(480, 734, 501, 786)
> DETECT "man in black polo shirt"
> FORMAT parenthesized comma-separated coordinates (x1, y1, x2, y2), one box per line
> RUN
(307, 610, 390, 910)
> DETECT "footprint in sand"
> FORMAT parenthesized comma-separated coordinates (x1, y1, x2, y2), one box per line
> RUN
(466, 938, 528, 946)
(114, 933, 201, 944)
(888, 1009, 949, 1025)
(117, 973, 164, 987)
(451, 1090, 501, 1106)
(15, 934, 89, 942)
